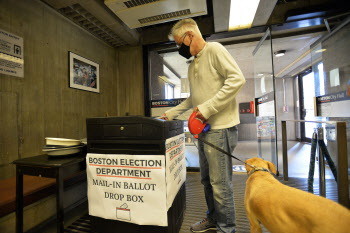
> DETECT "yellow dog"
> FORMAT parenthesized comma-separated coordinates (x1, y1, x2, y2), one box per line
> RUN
(244, 157, 350, 233)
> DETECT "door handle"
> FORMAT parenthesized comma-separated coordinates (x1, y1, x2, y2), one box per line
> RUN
(301, 109, 306, 118)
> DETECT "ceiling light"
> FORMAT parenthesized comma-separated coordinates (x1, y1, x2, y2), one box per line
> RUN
(315, 49, 326, 54)
(229, 0, 260, 31)
(274, 50, 286, 57)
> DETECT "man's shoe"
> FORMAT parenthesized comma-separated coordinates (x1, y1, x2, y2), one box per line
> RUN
(190, 218, 216, 232)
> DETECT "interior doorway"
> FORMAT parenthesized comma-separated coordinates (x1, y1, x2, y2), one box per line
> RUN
(298, 62, 325, 142)
(298, 68, 314, 142)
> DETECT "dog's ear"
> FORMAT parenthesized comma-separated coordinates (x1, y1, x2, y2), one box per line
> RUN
(267, 161, 277, 175)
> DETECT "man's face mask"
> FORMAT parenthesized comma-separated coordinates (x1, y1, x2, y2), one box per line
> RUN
(178, 33, 192, 59)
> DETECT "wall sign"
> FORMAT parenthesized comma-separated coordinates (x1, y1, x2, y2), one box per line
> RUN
(316, 91, 350, 117)
(0, 29, 24, 77)
(151, 98, 187, 108)
(255, 92, 275, 117)
(150, 98, 187, 117)
(86, 134, 186, 227)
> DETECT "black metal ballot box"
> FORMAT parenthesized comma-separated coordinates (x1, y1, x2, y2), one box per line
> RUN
(86, 116, 186, 233)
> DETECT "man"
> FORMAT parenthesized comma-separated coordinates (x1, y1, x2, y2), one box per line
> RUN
(161, 19, 245, 233)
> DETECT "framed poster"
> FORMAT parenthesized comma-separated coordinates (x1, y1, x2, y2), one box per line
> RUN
(69, 52, 99, 93)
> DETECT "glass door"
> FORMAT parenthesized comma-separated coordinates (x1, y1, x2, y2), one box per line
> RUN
(298, 68, 315, 142)
(253, 28, 278, 170)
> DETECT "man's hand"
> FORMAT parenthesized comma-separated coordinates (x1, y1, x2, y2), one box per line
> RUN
(194, 107, 206, 122)
(160, 113, 169, 120)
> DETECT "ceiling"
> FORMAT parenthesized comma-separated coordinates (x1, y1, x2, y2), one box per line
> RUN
(39, 0, 349, 80)
(40, 0, 349, 47)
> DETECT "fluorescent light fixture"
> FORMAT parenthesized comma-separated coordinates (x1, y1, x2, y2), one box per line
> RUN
(229, 0, 260, 31)
(315, 49, 326, 54)
(274, 50, 286, 57)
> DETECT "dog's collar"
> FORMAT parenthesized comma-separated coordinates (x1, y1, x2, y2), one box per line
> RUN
(247, 166, 270, 177)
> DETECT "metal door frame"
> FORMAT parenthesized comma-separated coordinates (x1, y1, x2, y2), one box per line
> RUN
(253, 28, 279, 172)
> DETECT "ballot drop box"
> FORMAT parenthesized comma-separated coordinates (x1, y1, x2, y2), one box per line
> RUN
(86, 116, 186, 233)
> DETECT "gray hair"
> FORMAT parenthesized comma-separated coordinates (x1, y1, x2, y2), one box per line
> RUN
(168, 18, 202, 41)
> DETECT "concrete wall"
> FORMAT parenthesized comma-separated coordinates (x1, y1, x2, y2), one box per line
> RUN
(117, 46, 145, 116)
(0, 0, 144, 231)
(149, 51, 166, 100)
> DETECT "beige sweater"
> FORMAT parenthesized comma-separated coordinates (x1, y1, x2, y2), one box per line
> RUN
(165, 42, 245, 129)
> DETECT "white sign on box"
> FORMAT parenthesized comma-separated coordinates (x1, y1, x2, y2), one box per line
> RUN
(165, 133, 186, 210)
(86, 133, 186, 227)
(87, 153, 167, 226)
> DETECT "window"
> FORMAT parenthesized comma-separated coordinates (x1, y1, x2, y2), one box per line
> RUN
(261, 76, 266, 93)
(165, 83, 174, 99)
(302, 71, 316, 138)
(318, 63, 325, 95)
(330, 68, 340, 87)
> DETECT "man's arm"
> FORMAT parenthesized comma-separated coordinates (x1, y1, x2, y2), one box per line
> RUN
(162, 97, 193, 120)
(197, 43, 245, 120)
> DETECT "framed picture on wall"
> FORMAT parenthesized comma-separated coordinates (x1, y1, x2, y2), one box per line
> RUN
(69, 51, 100, 93)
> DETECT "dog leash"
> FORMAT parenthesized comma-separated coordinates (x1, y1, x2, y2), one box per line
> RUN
(195, 136, 255, 169)
(187, 111, 269, 171)
(189, 133, 281, 178)
(194, 135, 278, 177)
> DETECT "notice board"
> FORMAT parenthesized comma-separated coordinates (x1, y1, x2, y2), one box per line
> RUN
(0, 29, 24, 77)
